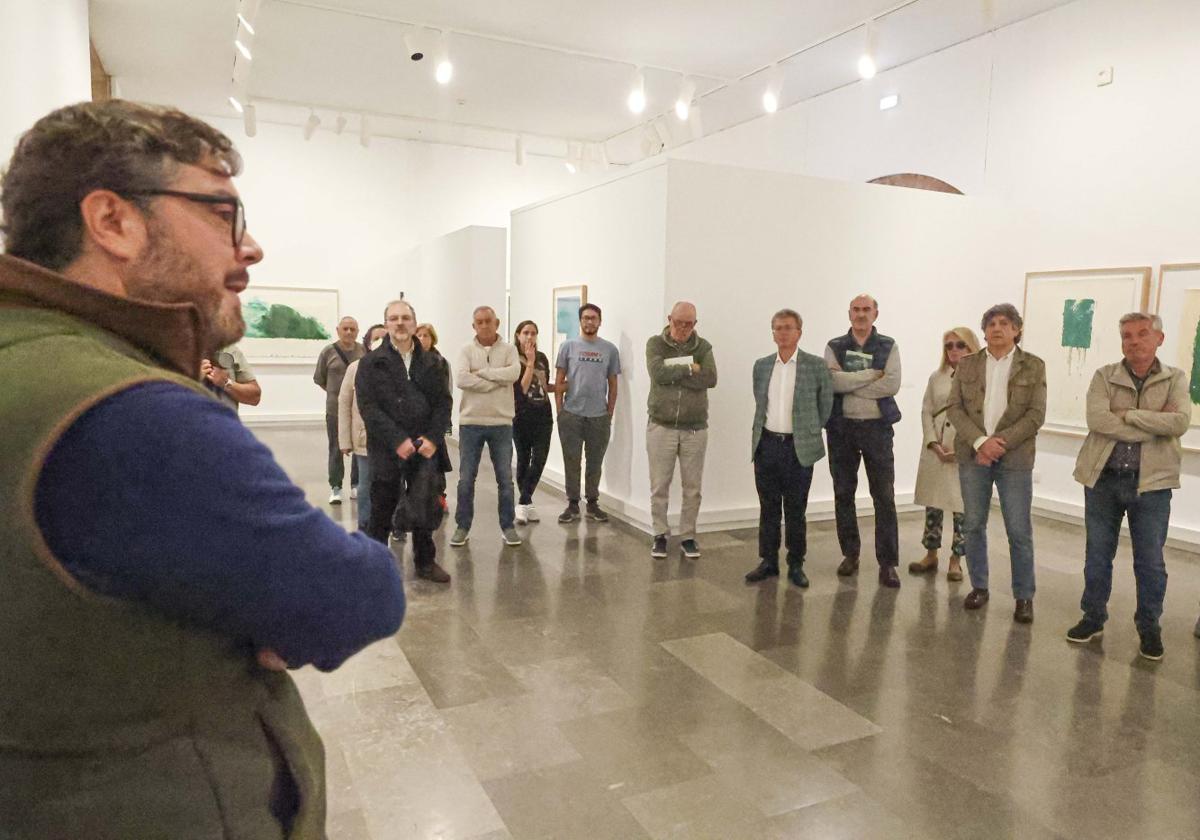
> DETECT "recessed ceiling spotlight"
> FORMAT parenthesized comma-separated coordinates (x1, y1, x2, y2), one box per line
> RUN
(228, 96, 244, 113)
(762, 91, 779, 113)
(237, 13, 256, 35)
(858, 21, 878, 79)
(674, 77, 695, 121)
(627, 68, 646, 114)
(879, 93, 899, 110)
(434, 31, 453, 84)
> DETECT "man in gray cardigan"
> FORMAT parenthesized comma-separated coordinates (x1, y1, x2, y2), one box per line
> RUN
(645, 301, 717, 559)
(1066, 312, 1191, 660)
(745, 309, 834, 588)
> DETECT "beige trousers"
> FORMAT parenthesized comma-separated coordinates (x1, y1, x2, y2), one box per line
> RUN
(647, 422, 708, 539)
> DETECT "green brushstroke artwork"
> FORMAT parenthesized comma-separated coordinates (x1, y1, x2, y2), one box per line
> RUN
(1190, 317, 1200, 406)
(1061, 299, 1095, 349)
(241, 299, 331, 340)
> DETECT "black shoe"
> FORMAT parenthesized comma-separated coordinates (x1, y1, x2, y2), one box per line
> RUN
(1138, 629, 1164, 661)
(585, 500, 609, 522)
(878, 565, 900, 588)
(787, 564, 809, 588)
(651, 535, 668, 558)
(1013, 599, 1034, 624)
(964, 588, 989, 610)
(558, 502, 580, 523)
(680, 539, 701, 559)
(415, 562, 451, 583)
(1065, 618, 1104, 644)
(836, 556, 859, 577)
(745, 561, 779, 583)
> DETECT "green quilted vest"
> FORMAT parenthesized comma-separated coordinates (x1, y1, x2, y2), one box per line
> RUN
(0, 257, 326, 839)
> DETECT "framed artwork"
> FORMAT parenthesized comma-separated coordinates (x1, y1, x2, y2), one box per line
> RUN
(1156, 263, 1200, 452)
(1022, 267, 1151, 434)
(551, 284, 588, 366)
(238, 286, 340, 363)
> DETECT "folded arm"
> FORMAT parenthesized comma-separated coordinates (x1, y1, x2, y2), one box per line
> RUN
(1125, 370, 1193, 436)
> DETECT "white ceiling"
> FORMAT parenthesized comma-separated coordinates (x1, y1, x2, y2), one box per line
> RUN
(90, 0, 1075, 163)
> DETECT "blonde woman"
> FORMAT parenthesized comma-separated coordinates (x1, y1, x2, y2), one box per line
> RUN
(909, 326, 980, 580)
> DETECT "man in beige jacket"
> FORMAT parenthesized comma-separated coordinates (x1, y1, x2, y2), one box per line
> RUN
(1065, 312, 1191, 661)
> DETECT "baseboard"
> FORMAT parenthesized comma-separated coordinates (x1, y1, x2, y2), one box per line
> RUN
(241, 412, 325, 429)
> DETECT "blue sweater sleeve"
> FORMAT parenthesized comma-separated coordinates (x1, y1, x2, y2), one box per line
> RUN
(34, 381, 406, 672)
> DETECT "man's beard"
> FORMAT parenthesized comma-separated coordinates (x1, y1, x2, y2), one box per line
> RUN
(126, 222, 245, 354)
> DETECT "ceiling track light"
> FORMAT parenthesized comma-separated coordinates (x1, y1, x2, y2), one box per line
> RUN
(564, 141, 581, 174)
(359, 114, 371, 147)
(858, 21, 878, 79)
(762, 64, 783, 114)
(243, 103, 257, 137)
(335, 114, 347, 134)
(627, 67, 646, 115)
(514, 135, 526, 166)
(235, 39, 253, 61)
(674, 76, 696, 121)
(303, 111, 321, 141)
(228, 95, 244, 114)
(434, 30, 453, 84)
(237, 12, 256, 35)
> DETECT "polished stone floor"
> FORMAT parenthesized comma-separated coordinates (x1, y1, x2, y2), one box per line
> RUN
(264, 429, 1200, 840)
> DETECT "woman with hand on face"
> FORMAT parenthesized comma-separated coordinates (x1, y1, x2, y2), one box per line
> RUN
(511, 320, 556, 525)
(909, 327, 980, 581)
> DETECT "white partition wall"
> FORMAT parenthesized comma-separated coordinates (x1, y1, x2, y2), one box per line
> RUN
(512, 157, 1200, 546)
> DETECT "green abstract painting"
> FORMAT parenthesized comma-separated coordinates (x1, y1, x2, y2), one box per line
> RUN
(242, 298, 331, 340)
(1191, 318, 1200, 406)
(1060, 299, 1095, 348)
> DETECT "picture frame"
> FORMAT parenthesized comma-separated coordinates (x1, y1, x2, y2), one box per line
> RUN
(1022, 266, 1151, 435)
(237, 285, 341, 364)
(551, 284, 588, 366)
(1155, 263, 1200, 452)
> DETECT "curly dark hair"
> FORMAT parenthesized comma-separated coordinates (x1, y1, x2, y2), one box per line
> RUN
(1, 99, 241, 270)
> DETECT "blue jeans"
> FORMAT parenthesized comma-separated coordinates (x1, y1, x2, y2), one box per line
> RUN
(1081, 470, 1171, 633)
(959, 459, 1036, 599)
(456, 424, 515, 531)
(354, 454, 372, 530)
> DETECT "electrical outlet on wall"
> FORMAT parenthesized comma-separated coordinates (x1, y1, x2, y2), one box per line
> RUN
(1097, 66, 1114, 86)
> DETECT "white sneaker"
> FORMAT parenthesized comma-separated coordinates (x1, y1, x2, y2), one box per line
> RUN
(515, 504, 529, 525)
(328, 487, 342, 504)
(525, 503, 540, 522)
(349, 486, 358, 500)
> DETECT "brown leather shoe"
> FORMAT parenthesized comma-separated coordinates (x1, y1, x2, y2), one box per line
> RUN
(1013, 599, 1034, 624)
(946, 558, 963, 582)
(907, 555, 938, 574)
(416, 562, 451, 583)
(836, 556, 859, 577)
(964, 588, 989, 610)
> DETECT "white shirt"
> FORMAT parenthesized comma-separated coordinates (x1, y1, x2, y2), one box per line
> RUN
(976, 346, 1016, 448)
(765, 353, 798, 433)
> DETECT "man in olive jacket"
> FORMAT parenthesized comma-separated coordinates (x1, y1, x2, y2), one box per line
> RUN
(947, 303, 1046, 624)
(1065, 312, 1191, 660)
(0, 100, 405, 839)
(645, 301, 718, 559)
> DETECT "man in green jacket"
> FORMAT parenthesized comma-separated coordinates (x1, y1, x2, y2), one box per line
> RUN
(1065, 312, 1191, 660)
(645, 301, 718, 559)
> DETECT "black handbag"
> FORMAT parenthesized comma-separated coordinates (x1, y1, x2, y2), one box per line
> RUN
(392, 454, 446, 533)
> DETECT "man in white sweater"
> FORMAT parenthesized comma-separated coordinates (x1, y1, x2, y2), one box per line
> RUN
(451, 306, 523, 547)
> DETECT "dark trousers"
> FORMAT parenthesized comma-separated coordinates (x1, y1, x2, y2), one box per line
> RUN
(754, 433, 815, 567)
(1082, 470, 1171, 633)
(514, 419, 552, 505)
(826, 417, 898, 567)
(326, 412, 359, 490)
(558, 410, 611, 502)
(366, 455, 435, 568)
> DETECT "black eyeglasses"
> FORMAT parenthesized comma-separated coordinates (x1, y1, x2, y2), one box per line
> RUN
(122, 189, 247, 248)
(944, 341, 969, 351)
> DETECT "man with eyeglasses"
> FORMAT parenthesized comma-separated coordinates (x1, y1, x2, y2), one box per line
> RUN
(645, 301, 717, 559)
(0, 100, 405, 838)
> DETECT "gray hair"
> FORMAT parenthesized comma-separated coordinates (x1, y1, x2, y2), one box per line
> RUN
(472, 305, 498, 320)
(850, 294, 879, 310)
(980, 303, 1023, 342)
(383, 299, 416, 320)
(1118, 311, 1163, 331)
(771, 308, 803, 328)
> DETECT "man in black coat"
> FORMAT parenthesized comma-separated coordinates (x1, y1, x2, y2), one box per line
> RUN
(357, 299, 453, 582)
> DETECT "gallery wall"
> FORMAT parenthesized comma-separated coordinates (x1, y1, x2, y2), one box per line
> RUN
(665, 0, 1200, 545)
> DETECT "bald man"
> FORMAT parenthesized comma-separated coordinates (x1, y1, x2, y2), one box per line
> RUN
(315, 315, 365, 503)
(645, 302, 718, 559)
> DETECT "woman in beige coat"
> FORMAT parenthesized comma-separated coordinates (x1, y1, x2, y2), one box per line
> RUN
(339, 324, 386, 531)
(909, 327, 979, 580)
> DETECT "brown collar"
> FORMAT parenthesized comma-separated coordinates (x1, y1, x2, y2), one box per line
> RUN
(0, 253, 206, 378)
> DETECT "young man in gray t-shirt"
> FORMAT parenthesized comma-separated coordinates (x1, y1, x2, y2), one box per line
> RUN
(554, 303, 621, 523)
